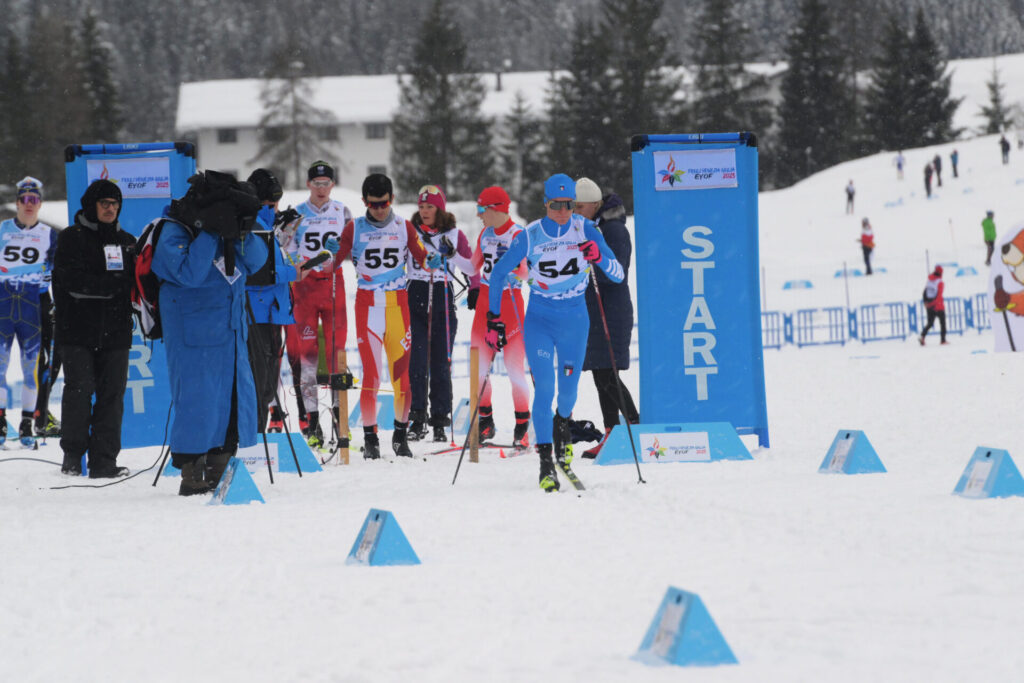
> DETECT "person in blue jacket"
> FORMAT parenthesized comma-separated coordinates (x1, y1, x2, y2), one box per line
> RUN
(485, 173, 624, 492)
(152, 171, 268, 496)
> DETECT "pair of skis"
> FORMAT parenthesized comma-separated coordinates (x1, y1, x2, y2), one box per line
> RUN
(432, 441, 585, 491)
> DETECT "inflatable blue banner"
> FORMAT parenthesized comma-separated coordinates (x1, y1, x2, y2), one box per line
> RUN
(630, 133, 768, 447)
(64, 142, 196, 448)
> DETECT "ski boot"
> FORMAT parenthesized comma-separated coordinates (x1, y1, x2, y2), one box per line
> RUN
(35, 411, 61, 438)
(393, 421, 413, 457)
(430, 414, 449, 443)
(362, 428, 381, 460)
(407, 411, 428, 442)
(537, 444, 560, 492)
(553, 412, 573, 467)
(582, 428, 612, 459)
(267, 406, 284, 433)
(513, 411, 531, 451)
(0, 411, 7, 447)
(18, 416, 35, 448)
(478, 406, 496, 442)
(304, 412, 324, 449)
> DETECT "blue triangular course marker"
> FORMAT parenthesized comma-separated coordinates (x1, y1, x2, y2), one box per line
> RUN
(634, 587, 738, 667)
(819, 429, 886, 474)
(347, 394, 395, 429)
(163, 457, 180, 477)
(953, 447, 1024, 499)
(208, 458, 265, 506)
(346, 508, 420, 566)
(595, 422, 751, 466)
(451, 397, 471, 436)
(265, 432, 322, 473)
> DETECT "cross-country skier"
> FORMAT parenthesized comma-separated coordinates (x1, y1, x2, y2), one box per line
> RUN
(485, 174, 623, 491)
(285, 161, 351, 448)
(468, 186, 532, 448)
(406, 184, 477, 442)
(334, 173, 429, 459)
(0, 177, 57, 447)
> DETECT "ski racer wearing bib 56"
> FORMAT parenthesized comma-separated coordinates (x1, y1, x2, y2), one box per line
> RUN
(286, 161, 351, 448)
(0, 177, 57, 447)
(334, 173, 429, 460)
(485, 174, 623, 492)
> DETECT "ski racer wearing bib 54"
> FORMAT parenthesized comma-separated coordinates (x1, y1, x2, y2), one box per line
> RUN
(0, 177, 57, 447)
(334, 173, 429, 460)
(485, 174, 623, 491)
(286, 161, 350, 448)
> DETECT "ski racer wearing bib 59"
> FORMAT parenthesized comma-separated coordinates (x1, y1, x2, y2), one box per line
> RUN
(286, 161, 351, 448)
(334, 173, 429, 460)
(485, 174, 623, 492)
(0, 177, 57, 447)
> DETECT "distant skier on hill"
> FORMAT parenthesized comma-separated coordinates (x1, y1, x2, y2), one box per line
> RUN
(860, 218, 874, 275)
(1000, 135, 1010, 165)
(919, 265, 946, 345)
(932, 154, 942, 187)
(845, 180, 855, 214)
(982, 210, 996, 266)
(924, 163, 934, 198)
(894, 151, 905, 180)
(950, 149, 959, 178)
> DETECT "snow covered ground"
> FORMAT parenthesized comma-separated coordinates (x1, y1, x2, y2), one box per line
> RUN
(6, 83, 1024, 683)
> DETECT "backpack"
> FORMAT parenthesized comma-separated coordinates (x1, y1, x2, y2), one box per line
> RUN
(132, 217, 194, 340)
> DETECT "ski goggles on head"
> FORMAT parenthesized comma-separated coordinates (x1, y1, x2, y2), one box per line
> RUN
(476, 203, 500, 214)
(310, 179, 333, 188)
(546, 200, 575, 211)
(17, 195, 40, 205)
(418, 184, 442, 197)
(364, 199, 391, 210)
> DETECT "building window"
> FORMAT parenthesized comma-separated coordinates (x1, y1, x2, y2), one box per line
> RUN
(217, 128, 237, 144)
(366, 123, 387, 139)
(321, 125, 339, 141)
(368, 165, 387, 176)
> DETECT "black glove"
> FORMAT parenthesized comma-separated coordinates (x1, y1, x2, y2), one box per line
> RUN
(438, 235, 455, 257)
(467, 287, 479, 310)
(274, 206, 302, 230)
(485, 312, 507, 351)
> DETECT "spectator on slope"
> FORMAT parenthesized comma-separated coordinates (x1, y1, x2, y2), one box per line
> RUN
(860, 218, 875, 276)
(982, 210, 996, 267)
(919, 265, 947, 346)
(845, 179, 855, 214)
(950, 148, 959, 179)
(575, 177, 639, 459)
(924, 162, 934, 198)
(1000, 135, 1011, 165)
(932, 153, 942, 187)
(894, 151, 905, 180)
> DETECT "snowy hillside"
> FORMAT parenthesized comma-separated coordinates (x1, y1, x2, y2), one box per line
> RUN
(6, 67, 1024, 682)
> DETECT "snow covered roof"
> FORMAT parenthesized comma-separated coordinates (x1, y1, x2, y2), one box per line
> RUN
(175, 64, 789, 132)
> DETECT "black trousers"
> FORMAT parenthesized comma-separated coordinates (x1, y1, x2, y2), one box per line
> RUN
(922, 308, 947, 342)
(247, 322, 283, 432)
(408, 280, 457, 422)
(862, 246, 873, 274)
(59, 345, 129, 473)
(591, 368, 639, 431)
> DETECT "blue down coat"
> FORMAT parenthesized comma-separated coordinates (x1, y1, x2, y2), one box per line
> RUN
(153, 224, 268, 453)
(583, 194, 634, 371)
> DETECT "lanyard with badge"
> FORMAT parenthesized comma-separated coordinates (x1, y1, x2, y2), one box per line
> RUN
(104, 245, 124, 271)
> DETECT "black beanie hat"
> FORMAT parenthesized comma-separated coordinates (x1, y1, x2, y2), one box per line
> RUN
(308, 161, 335, 181)
(362, 173, 393, 199)
(81, 179, 122, 224)
(247, 168, 283, 202)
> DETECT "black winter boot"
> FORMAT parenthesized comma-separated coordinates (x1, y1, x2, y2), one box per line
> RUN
(430, 413, 450, 443)
(363, 427, 381, 460)
(178, 456, 213, 496)
(537, 444, 559, 492)
(393, 421, 413, 457)
(408, 410, 428, 441)
(205, 451, 233, 488)
(478, 406, 496, 441)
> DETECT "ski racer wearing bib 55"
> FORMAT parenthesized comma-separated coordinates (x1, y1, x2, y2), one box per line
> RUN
(0, 177, 57, 447)
(334, 173, 429, 460)
(485, 174, 623, 491)
(286, 161, 351, 448)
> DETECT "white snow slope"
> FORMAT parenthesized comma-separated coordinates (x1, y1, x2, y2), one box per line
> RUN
(6, 112, 1024, 683)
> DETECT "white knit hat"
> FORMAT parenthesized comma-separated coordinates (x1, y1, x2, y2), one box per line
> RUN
(575, 177, 602, 203)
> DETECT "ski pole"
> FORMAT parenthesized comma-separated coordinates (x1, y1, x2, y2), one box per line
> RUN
(442, 256, 455, 444)
(587, 264, 645, 484)
(996, 275, 1017, 351)
(452, 353, 498, 486)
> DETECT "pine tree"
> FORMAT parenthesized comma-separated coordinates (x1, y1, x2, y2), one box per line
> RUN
(776, 0, 854, 186)
(0, 27, 30, 186)
(600, 0, 683, 203)
(690, 0, 773, 135)
(904, 8, 961, 145)
(496, 91, 546, 220)
(862, 14, 914, 151)
(978, 63, 1010, 135)
(251, 39, 339, 188)
(78, 6, 124, 142)
(389, 0, 492, 201)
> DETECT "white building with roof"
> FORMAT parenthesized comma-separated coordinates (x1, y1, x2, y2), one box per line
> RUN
(175, 65, 789, 193)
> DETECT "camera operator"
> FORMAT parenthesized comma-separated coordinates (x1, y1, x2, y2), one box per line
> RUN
(152, 171, 268, 496)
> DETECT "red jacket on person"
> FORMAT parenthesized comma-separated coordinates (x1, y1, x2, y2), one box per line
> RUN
(924, 273, 944, 311)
